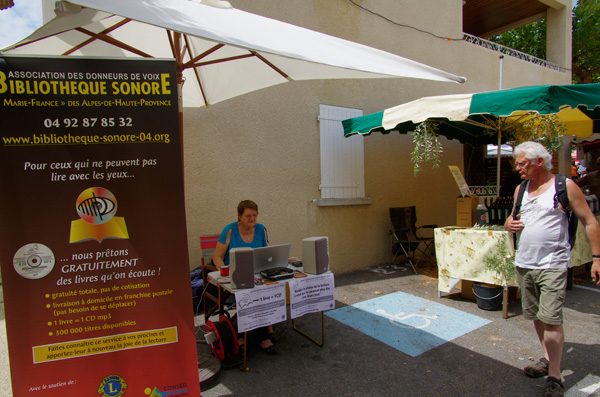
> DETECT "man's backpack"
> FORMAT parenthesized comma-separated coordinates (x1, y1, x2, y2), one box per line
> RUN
(512, 174, 577, 249)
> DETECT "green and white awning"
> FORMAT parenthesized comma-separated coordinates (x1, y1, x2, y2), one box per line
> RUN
(343, 84, 600, 145)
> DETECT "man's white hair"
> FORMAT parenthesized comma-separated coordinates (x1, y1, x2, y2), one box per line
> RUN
(513, 141, 552, 170)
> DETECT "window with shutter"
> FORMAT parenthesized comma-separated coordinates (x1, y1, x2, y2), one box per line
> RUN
(318, 104, 371, 206)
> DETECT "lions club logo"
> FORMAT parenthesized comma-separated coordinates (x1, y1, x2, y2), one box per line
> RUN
(98, 375, 127, 397)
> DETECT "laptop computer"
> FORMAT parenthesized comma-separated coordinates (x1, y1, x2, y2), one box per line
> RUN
(253, 243, 292, 277)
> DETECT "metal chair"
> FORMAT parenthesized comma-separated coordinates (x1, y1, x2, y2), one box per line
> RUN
(389, 207, 436, 274)
(199, 234, 220, 324)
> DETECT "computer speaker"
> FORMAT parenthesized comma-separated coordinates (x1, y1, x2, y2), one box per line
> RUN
(302, 237, 329, 274)
(229, 247, 254, 289)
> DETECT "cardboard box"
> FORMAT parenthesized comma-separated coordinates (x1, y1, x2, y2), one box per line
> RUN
(460, 280, 476, 301)
(456, 195, 478, 227)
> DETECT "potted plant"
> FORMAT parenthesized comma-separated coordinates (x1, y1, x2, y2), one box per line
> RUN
(473, 233, 516, 315)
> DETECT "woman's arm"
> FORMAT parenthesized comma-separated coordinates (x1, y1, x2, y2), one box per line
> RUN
(212, 229, 232, 269)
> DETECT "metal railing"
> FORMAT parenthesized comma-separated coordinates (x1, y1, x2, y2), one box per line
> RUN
(469, 186, 498, 197)
(463, 33, 563, 72)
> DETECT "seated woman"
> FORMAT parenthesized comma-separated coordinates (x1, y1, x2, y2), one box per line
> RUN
(212, 200, 277, 355)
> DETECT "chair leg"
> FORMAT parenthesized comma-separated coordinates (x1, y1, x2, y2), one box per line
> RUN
(391, 240, 420, 275)
(391, 240, 404, 264)
(398, 243, 418, 275)
(412, 241, 435, 269)
(391, 243, 405, 265)
(412, 243, 425, 269)
(202, 285, 219, 324)
(391, 246, 400, 264)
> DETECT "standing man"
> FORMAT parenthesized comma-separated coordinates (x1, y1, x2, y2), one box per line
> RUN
(504, 142, 600, 397)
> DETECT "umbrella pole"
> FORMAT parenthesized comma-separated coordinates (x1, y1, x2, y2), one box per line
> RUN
(177, 67, 184, 162)
(172, 32, 185, 165)
(496, 127, 501, 197)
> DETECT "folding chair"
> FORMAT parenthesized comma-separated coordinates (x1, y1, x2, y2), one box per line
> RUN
(199, 234, 220, 324)
(389, 207, 436, 274)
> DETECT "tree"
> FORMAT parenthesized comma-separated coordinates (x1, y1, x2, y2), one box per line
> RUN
(489, 20, 546, 60)
(572, 0, 600, 83)
(488, 0, 600, 84)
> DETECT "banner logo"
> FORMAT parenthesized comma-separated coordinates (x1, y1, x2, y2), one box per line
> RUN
(70, 187, 129, 243)
(144, 383, 189, 396)
(98, 375, 127, 397)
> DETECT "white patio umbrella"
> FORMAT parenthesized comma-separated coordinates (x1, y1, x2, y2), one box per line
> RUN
(1, 0, 466, 110)
(0, 1, 468, 388)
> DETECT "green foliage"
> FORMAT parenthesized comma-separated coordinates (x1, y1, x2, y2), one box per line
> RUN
(483, 234, 516, 287)
(487, 0, 600, 84)
(493, 112, 565, 152)
(411, 121, 442, 176)
(489, 20, 546, 60)
(572, 0, 600, 83)
(517, 113, 564, 152)
(411, 113, 564, 175)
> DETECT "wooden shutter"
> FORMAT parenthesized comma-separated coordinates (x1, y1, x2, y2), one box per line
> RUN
(318, 104, 365, 199)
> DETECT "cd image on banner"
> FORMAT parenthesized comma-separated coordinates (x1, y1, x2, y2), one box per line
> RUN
(13, 243, 55, 279)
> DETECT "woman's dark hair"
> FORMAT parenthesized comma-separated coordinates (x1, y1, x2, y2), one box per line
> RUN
(237, 200, 258, 216)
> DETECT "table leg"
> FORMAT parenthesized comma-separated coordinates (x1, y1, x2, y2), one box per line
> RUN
(292, 312, 325, 347)
(218, 286, 224, 312)
(238, 332, 248, 372)
(502, 287, 508, 319)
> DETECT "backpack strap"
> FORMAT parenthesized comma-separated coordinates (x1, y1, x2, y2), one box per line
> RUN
(554, 174, 578, 248)
(553, 174, 569, 210)
(512, 180, 528, 249)
(512, 180, 529, 220)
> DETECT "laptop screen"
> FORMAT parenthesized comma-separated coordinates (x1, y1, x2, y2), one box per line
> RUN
(253, 243, 291, 274)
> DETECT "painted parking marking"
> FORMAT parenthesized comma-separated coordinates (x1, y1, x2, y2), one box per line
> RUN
(565, 374, 600, 397)
(366, 264, 409, 275)
(375, 309, 439, 329)
(326, 291, 491, 357)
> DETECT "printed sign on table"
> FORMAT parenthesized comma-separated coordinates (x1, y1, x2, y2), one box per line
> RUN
(0, 56, 200, 397)
(235, 283, 287, 333)
(289, 273, 335, 319)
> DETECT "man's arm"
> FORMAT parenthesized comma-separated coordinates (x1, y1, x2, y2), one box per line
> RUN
(566, 179, 600, 285)
(504, 184, 525, 234)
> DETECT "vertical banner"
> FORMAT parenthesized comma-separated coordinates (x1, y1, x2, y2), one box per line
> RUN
(0, 56, 200, 397)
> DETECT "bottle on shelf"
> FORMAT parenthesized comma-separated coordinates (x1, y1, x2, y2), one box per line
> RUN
(485, 197, 495, 225)
(476, 204, 487, 226)
(495, 197, 504, 225)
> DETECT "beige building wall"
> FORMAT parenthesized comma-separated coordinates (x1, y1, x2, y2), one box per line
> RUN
(183, 0, 572, 272)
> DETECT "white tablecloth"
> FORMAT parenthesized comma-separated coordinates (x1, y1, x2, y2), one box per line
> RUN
(435, 220, 593, 294)
(435, 227, 518, 294)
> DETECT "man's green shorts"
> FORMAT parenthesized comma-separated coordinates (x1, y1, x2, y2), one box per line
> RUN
(516, 267, 567, 325)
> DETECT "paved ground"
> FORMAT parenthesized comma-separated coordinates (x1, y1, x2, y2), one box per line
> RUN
(1, 265, 599, 396)
(197, 264, 600, 397)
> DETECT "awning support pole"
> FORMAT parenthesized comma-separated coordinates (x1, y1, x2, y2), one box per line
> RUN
(497, 124, 502, 197)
